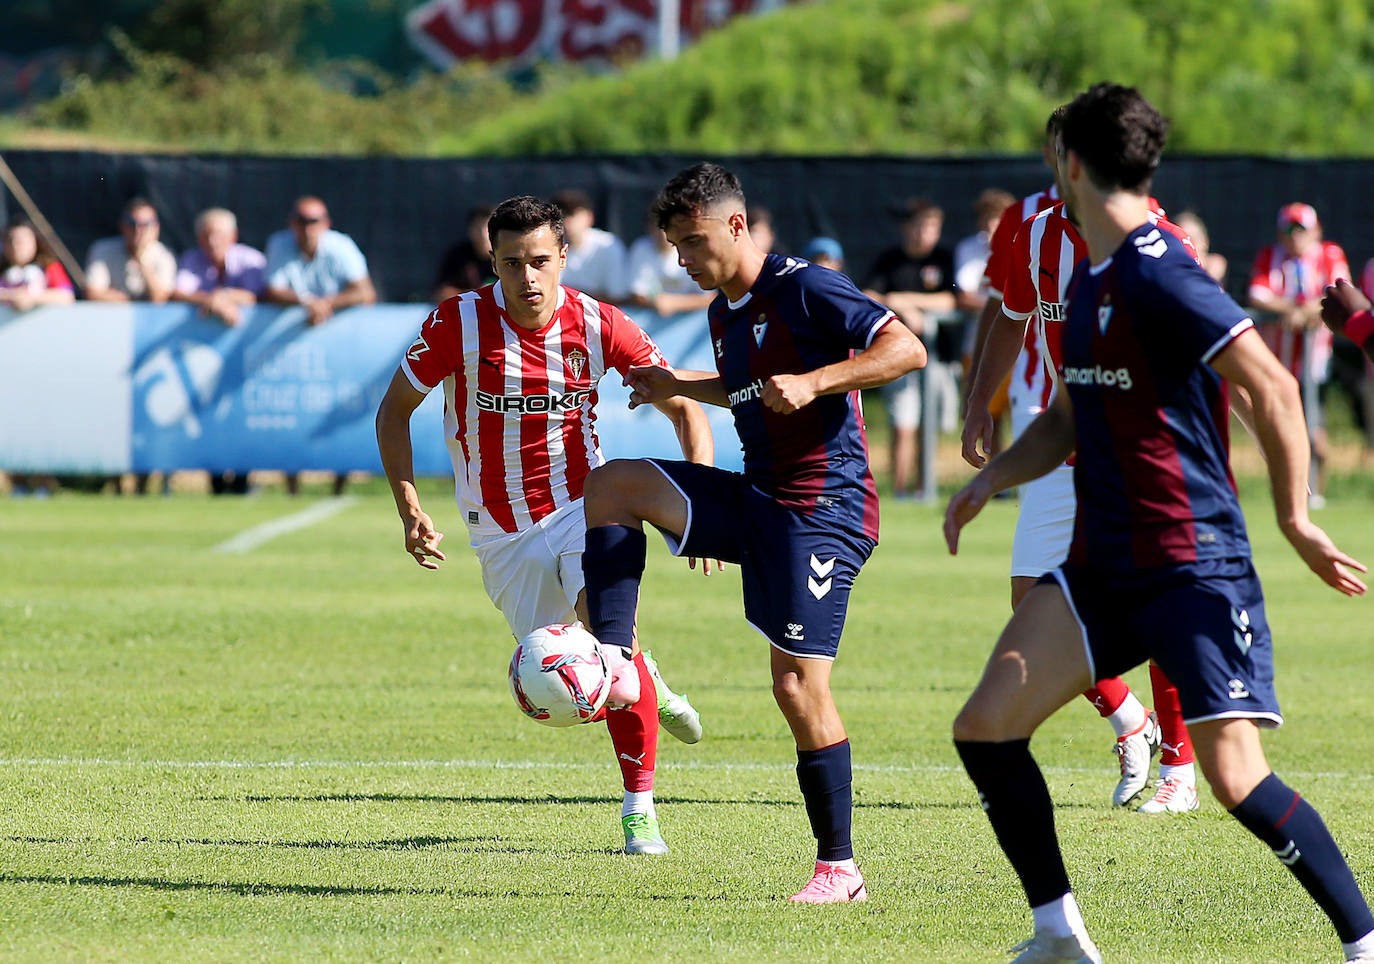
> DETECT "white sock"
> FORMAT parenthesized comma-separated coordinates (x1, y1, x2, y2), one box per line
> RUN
(1159, 762, 1195, 787)
(1343, 928, 1374, 960)
(622, 790, 655, 819)
(818, 857, 857, 874)
(1106, 693, 1148, 738)
(1031, 891, 1088, 940)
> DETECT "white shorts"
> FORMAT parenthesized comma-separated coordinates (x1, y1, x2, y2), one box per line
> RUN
(1010, 464, 1075, 578)
(472, 500, 585, 638)
(886, 372, 920, 430)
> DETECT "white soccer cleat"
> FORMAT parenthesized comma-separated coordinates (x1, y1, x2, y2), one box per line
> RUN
(1348, 955, 1374, 963)
(1137, 776, 1200, 814)
(1112, 710, 1161, 806)
(641, 650, 702, 744)
(1007, 931, 1102, 964)
(788, 861, 868, 904)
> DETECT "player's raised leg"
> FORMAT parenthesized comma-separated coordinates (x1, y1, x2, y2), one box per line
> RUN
(952, 580, 1101, 964)
(1191, 718, 1374, 961)
(773, 648, 867, 904)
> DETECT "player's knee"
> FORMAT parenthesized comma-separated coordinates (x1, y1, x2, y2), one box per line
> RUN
(771, 671, 810, 715)
(584, 460, 643, 515)
(952, 699, 1002, 743)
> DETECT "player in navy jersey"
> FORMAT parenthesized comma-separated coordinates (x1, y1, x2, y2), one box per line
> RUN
(944, 84, 1374, 964)
(579, 162, 926, 903)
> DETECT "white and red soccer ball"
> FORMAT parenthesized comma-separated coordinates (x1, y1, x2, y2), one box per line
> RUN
(508, 623, 609, 727)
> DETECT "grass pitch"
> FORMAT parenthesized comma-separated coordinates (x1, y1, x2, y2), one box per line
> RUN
(1, 485, 1372, 963)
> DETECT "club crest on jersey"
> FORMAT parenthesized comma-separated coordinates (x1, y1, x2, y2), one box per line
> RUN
(564, 347, 586, 380)
(753, 315, 768, 347)
(921, 264, 944, 289)
(1098, 295, 1113, 334)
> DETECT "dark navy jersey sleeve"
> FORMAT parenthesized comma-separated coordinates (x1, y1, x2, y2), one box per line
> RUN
(797, 262, 897, 350)
(1132, 231, 1254, 369)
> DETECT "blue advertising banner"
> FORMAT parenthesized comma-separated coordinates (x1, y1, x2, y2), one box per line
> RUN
(0, 303, 741, 476)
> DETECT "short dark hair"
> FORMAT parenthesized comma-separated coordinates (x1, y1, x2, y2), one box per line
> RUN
(651, 163, 746, 230)
(1045, 105, 1068, 140)
(550, 189, 593, 217)
(1060, 83, 1168, 194)
(897, 196, 942, 223)
(487, 195, 565, 250)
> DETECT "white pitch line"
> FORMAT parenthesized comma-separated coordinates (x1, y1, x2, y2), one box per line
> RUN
(0, 757, 1369, 782)
(212, 497, 358, 554)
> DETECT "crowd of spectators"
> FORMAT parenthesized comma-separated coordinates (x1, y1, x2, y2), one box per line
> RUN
(5, 187, 1372, 502)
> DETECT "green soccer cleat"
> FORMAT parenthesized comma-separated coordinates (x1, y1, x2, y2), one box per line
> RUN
(641, 650, 702, 745)
(621, 813, 669, 855)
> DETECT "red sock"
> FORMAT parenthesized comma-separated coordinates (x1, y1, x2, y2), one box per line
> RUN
(1149, 663, 1194, 766)
(605, 652, 658, 792)
(1082, 676, 1131, 716)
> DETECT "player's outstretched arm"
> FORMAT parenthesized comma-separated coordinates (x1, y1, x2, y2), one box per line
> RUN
(944, 386, 1075, 555)
(375, 368, 447, 570)
(1211, 329, 1367, 596)
(626, 365, 728, 409)
(961, 307, 1029, 467)
(762, 321, 926, 415)
(1320, 279, 1374, 364)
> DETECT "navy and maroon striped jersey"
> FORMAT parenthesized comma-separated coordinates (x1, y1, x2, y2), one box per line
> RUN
(707, 254, 895, 541)
(1061, 223, 1255, 570)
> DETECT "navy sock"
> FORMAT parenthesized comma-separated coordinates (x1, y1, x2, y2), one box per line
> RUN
(796, 741, 853, 862)
(1230, 773, 1374, 943)
(582, 525, 646, 650)
(954, 738, 1071, 907)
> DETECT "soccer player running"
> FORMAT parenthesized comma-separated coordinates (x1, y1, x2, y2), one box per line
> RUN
(579, 163, 926, 902)
(375, 195, 714, 856)
(962, 106, 1200, 814)
(945, 83, 1374, 964)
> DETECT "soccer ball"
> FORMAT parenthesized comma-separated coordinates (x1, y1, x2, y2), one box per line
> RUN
(508, 623, 610, 727)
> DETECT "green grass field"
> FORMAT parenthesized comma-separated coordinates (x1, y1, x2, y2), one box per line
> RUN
(1, 486, 1372, 963)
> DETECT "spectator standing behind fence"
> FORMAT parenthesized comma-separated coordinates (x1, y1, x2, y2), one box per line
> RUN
(1175, 210, 1228, 286)
(265, 195, 377, 496)
(862, 197, 958, 499)
(0, 221, 75, 312)
(172, 208, 265, 328)
(801, 236, 845, 274)
(1248, 202, 1351, 506)
(433, 203, 494, 301)
(625, 212, 715, 318)
(84, 197, 176, 304)
(953, 189, 1015, 461)
(552, 190, 628, 305)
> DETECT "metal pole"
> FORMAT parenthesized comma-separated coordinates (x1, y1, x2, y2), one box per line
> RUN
(0, 153, 87, 291)
(659, 0, 680, 59)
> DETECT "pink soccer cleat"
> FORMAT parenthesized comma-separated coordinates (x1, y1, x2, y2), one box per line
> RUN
(788, 861, 868, 904)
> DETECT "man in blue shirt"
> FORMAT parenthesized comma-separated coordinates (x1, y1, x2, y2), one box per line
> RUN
(579, 163, 926, 904)
(265, 196, 376, 326)
(944, 83, 1373, 964)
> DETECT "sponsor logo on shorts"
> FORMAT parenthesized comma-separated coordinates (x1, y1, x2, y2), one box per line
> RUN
(1227, 678, 1251, 700)
(784, 622, 805, 641)
(476, 388, 593, 414)
(1061, 364, 1133, 390)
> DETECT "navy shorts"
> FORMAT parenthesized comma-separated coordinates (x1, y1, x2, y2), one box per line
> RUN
(646, 459, 875, 659)
(1043, 558, 1282, 727)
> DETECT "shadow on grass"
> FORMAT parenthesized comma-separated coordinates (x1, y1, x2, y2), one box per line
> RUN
(0, 872, 440, 897)
(3, 834, 565, 854)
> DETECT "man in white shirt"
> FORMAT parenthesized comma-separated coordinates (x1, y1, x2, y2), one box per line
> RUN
(552, 190, 628, 305)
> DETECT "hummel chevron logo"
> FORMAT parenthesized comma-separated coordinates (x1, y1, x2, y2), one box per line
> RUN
(1275, 840, 1302, 866)
(1134, 229, 1168, 259)
(807, 554, 835, 599)
(1232, 607, 1253, 655)
(776, 257, 806, 276)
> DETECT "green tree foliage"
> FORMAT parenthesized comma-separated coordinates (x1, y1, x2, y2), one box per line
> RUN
(16, 0, 1374, 155)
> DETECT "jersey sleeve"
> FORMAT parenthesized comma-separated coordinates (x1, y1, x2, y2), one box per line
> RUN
(982, 203, 1024, 299)
(1247, 247, 1278, 302)
(802, 263, 898, 349)
(999, 222, 1036, 321)
(399, 300, 465, 392)
(1325, 242, 1352, 284)
(1143, 241, 1254, 367)
(602, 303, 670, 375)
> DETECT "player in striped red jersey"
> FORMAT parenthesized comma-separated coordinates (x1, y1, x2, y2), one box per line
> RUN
(375, 195, 715, 856)
(963, 110, 1199, 814)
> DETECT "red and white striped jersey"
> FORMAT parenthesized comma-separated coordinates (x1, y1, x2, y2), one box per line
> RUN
(1248, 240, 1350, 379)
(1002, 202, 1197, 410)
(401, 282, 669, 540)
(982, 186, 1060, 423)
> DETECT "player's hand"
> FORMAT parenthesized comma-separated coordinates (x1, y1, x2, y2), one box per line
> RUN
(403, 513, 447, 570)
(960, 404, 995, 468)
(687, 556, 726, 576)
(943, 476, 994, 555)
(762, 372, 818, 413)
(624, 364, 677, 410)
(1320, 279, 1372, 335)
(1283, 518, 1367, 596)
